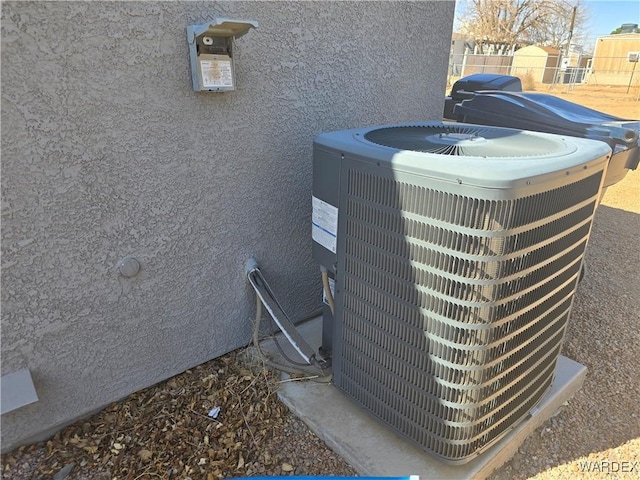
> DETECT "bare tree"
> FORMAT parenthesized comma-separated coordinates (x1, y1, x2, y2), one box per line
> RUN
(458, 0, 589, 53)
(528, 0, 590, 50)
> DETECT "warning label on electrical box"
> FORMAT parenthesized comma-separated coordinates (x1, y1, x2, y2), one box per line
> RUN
(312, 196, 338, 253)
(200, 59, 233, 88)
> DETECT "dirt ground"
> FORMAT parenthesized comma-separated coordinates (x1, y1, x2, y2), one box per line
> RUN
(535, 83, 640, 119)
(490, 167, 640, 480)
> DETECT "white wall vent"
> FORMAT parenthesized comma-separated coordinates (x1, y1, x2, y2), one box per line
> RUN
(312, 122, 610, 464)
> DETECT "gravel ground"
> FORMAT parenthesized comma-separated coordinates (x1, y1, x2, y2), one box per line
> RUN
(1, 351, 357, 479)
(491, 169, 640, 479)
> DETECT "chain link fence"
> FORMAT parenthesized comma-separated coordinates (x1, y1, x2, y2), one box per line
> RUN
(449, 52, 640, 90)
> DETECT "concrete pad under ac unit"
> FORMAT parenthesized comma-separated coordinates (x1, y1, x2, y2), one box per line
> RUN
(260, 317, 587, 479)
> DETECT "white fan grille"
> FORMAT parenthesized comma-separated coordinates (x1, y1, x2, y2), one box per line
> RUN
(363, 125, 565, 157)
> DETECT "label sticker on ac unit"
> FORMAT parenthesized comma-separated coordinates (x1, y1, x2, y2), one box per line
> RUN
(312, 196, 338, 253)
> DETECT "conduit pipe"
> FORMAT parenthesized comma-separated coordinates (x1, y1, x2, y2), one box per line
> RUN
(245, 259, 329, 371)
(320, 266, 335, 315)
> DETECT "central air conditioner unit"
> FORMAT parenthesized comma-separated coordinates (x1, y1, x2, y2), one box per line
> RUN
(311, 122, 610, 464)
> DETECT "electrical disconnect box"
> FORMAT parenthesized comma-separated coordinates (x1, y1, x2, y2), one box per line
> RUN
(187, 18, 258, 92)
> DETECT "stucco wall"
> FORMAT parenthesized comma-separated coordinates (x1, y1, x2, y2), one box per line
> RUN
(1, 1, 454, 450)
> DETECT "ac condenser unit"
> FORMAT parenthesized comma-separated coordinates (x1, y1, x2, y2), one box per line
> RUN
(312, 122, 610, 464)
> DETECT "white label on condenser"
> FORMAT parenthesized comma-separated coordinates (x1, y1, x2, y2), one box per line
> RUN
(200, 59, 233, 88)
(312, 196, 338, 253)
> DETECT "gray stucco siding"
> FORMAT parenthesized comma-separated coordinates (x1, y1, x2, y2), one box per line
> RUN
(0, 1, 454, 450)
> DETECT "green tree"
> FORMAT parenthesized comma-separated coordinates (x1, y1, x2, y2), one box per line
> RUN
(610, 26, 640, 34)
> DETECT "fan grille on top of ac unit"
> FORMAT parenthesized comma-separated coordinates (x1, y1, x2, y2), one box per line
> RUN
(363, 125, 565, 157)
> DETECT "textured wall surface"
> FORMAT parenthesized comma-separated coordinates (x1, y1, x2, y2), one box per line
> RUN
(1, 1, 454, 450)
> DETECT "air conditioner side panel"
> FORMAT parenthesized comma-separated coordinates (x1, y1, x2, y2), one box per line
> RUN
(312, 145, 342, 274)
(331, 155, 605, 464)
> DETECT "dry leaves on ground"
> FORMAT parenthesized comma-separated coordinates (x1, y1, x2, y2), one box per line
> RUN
(1, 349, 356, 479)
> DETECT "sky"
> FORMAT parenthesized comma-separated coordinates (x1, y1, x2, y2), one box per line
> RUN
(586, 0, 640, 38)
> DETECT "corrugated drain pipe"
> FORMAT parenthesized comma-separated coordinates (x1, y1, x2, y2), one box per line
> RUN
(245, 259, 330, 373)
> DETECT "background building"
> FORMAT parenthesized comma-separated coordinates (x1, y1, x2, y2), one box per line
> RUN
(511, 45, 562, 84)
(588, 33, 640, 85)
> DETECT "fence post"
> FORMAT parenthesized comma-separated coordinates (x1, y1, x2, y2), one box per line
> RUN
(627, 60, 637, 94)
(461, 51, 467, 78)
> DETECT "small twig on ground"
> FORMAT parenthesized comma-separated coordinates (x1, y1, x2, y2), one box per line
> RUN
(277, 375, 321, 383)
